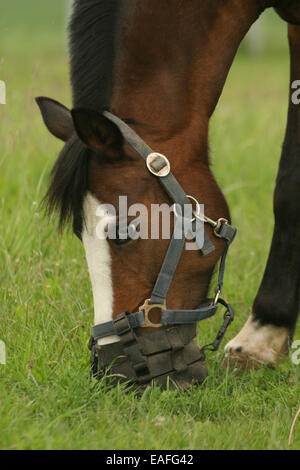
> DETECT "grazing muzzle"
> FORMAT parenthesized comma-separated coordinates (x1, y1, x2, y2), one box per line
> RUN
(88, 111, 237, 390)
(90, 325, 208, 390)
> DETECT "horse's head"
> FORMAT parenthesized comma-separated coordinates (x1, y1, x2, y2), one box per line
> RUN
(36, 94, 235, 388)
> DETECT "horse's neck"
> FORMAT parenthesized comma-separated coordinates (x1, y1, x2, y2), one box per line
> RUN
(111, 0, 263, 161)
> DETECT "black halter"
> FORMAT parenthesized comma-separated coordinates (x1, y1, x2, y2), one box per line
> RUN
(89, 111, 237, 383)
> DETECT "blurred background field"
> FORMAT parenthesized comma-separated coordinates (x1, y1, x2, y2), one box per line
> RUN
(0, 1, 299, 450)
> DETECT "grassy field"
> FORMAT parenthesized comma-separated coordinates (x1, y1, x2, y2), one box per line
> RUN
(0, 1, 299, 450)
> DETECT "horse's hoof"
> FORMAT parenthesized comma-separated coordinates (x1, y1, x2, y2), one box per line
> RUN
(223, 314, 289, 371)
(222, 351, 272, 373)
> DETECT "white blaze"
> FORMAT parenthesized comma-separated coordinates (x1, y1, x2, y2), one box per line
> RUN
(82, 192, 119, 346)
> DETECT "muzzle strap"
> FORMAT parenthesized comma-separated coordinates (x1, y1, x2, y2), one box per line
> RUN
(91, 301, 218, 342)
(113, 312, 150, 381)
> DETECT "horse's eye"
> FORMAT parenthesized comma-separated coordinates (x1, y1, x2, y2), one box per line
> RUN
(108, 218, 139, 246)
(110, 224, 134, 246)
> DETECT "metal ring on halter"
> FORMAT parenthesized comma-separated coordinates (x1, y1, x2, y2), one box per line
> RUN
(139, 298, 165, 328)
(173, 195, 201, 222)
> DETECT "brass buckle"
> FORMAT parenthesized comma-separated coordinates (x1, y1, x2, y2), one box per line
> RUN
(139, 298, 165, 328)
(146, 153, 170, 177)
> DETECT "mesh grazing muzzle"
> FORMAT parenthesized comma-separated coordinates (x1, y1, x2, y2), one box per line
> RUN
(89, 324, 208, 390)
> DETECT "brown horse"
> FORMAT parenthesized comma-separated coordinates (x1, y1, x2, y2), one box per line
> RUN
(36, 0, 300, 388)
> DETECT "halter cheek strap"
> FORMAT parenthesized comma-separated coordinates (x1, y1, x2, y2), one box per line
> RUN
(89, 111, 237, 358)
(103, 111, 216, 255)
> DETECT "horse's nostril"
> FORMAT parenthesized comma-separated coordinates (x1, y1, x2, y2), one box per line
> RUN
(235, 346, 242, 353)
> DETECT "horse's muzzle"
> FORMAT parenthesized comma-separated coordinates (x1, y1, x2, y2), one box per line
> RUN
(89, 324, 208, 390)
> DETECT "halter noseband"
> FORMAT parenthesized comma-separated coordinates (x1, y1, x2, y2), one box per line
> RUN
(88, 111, 237, 387)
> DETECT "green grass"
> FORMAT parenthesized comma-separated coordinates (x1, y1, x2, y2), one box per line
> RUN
(0, 2, 299, 450)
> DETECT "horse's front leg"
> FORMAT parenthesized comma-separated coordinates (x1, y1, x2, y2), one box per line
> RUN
(225, 24, 300, 368)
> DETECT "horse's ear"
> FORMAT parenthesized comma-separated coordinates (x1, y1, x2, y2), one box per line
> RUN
(35, 97, 74, 142)
(71, 108, 123, 151)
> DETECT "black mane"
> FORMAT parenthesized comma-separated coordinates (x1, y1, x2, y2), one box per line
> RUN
(45, 0, 126, 234)
(69, 0, 125, 110)
(44, 136, 89, 237)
